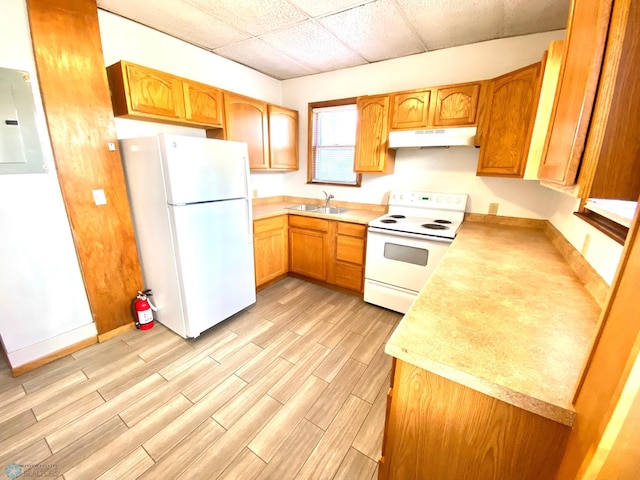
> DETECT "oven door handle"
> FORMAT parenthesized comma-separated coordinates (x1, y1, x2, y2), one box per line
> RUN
(367, 226, 454, 243)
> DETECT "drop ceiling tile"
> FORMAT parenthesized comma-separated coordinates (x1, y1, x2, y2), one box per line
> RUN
(214, 38, 320, 80)
(260, 20, 368, 71)
(98, 0, 250, 49)
(503, 0, 570, 36)
(395, 0, 503, 50)
(288, 0, 370, 18)
(318, 0, 425, 62)
(185, 0, 307, 36)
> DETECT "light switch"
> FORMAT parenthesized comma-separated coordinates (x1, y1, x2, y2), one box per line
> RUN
(92, 189, 107, 206)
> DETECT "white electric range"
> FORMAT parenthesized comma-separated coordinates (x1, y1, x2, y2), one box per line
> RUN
(364, 191, 468, 314)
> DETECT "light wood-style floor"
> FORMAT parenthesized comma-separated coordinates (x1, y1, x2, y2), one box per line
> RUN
(0, 277, 401, 479)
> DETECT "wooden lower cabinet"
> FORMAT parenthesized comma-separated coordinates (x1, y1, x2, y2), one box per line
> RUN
(379, 359, 570, 480)
(253, 215, 288, 288)
(288, 215, 329, 281)
(288, 215, 366, 292)
(335, 222, 366, 291)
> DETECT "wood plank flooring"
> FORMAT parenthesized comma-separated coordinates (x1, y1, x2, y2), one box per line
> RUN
(0, 277, 401, 479)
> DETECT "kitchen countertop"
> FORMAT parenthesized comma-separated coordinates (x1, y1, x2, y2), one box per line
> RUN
(385, 221, 601, 426)
(252, 201, 383, 225)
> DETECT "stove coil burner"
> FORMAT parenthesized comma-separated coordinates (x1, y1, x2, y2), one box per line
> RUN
(433, 219, 452, 224)
(380, 219, 397, 224)
(422, 223, 449, 230)
(389, 215, 406, 219)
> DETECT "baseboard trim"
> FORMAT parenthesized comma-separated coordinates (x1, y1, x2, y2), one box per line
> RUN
(543, 222, 610, 308)
(256, 274, 288, 292)
(98, 322, 137, 343)
(11, 336, 97, 377)
(287, 273, 364, 298)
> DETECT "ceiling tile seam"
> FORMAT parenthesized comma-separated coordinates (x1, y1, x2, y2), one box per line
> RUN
(305, 17, 371, 64)
(292, 0, 380, 22)
(211, 36, 320, 80)
(180, 0, 262, 38)
(97, 8, 282, 80)
(388, 0, 429, 53)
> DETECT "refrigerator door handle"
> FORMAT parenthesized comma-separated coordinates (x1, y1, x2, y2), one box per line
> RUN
(245, 198, 252, 244)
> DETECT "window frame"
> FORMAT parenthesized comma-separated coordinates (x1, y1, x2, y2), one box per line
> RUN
(307, 97, 361, 187)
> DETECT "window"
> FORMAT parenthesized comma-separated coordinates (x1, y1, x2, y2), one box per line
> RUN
(308, 98, 361, 186)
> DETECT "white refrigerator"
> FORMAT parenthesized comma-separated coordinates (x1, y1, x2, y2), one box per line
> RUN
(120, 134, 256, 338)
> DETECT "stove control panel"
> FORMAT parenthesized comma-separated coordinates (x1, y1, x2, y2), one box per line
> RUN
(388, 191, 468, 211)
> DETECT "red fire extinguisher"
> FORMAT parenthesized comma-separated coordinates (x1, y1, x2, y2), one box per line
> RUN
(131, 289, 157, 330)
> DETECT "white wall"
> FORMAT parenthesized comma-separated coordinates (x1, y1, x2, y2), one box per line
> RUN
(547, 191, 625, 284)
(280, 30, 623, 282)
(98, 10, 287, 190)
(0, 0, 95, 367)
(280, 31, 565, 216)
(98, 11, 282, 105)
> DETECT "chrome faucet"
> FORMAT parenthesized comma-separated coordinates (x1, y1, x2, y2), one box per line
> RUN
(323, 190, 334, 208)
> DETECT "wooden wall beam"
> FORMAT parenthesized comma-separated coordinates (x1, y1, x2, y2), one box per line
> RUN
(27, 0, 142, 335)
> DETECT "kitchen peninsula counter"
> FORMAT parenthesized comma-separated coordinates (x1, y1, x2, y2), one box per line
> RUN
(385, 221, 602, 426)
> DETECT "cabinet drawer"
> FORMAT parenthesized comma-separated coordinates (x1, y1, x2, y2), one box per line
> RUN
(289, 215, 329, 231)
(335, 262, 363, 291)
(337, 221, 366, 237)
(336, 235, 365, 264)
(254, 215, 287, 234)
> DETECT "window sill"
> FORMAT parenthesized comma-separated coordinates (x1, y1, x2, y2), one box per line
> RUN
(574, 210, 629, 245)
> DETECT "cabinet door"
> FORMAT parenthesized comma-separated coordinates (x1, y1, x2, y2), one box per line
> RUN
(476, 63, 541, 177)
(389, 89, 431, 130)
(289, 228, 327, 280)
(183, 80, 223, 127)
(224, 92, 270, 170)
(355, 95, 395, 174)
(124, 62, 184, 119)
(523, 41, 564, 180)
(268, 105, 299, 170)
(253, 216, 288, 287)
(538, 0, 612, 185)
(432, 83, 481, 127)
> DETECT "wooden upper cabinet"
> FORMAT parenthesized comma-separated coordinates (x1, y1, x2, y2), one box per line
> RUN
(106, 60, 224, 128)
(523, 42, 564, 180)
(537, 0, 613, 185)
(389, 89, 431, 130)
(578, 0, 640, 202)
(389, 82, 482, 131)
(118, 61, 184, 119)
(432, 83, 481, 127)
(223, 92, 270, 170)
(476, 63, 542, 177)
(268, 104, 298, 170)
(183, 80, 223, 127)
(355, 94, 395, 174)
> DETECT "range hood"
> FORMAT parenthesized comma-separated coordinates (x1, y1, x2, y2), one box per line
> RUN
(388, 127, 477, 148)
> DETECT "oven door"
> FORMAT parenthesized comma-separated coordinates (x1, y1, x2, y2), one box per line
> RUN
(364, 227, 451, 293)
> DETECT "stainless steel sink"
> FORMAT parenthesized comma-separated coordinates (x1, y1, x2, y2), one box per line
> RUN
(285, 204, 349, 215)
(285, 204, 321, 211)
(312, 206, 348, 215)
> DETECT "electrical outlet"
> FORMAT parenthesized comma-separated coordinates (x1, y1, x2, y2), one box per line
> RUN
(581, 233, 591, 255)
(488, 203, 499, 215)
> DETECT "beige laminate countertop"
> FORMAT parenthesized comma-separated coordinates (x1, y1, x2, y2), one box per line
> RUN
(385, 221, 602, 426)
(252, 202, 382, 225)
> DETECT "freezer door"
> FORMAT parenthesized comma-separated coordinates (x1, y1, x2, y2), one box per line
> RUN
(169, 198, 256, 338)
(160, 135, 250, 205)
